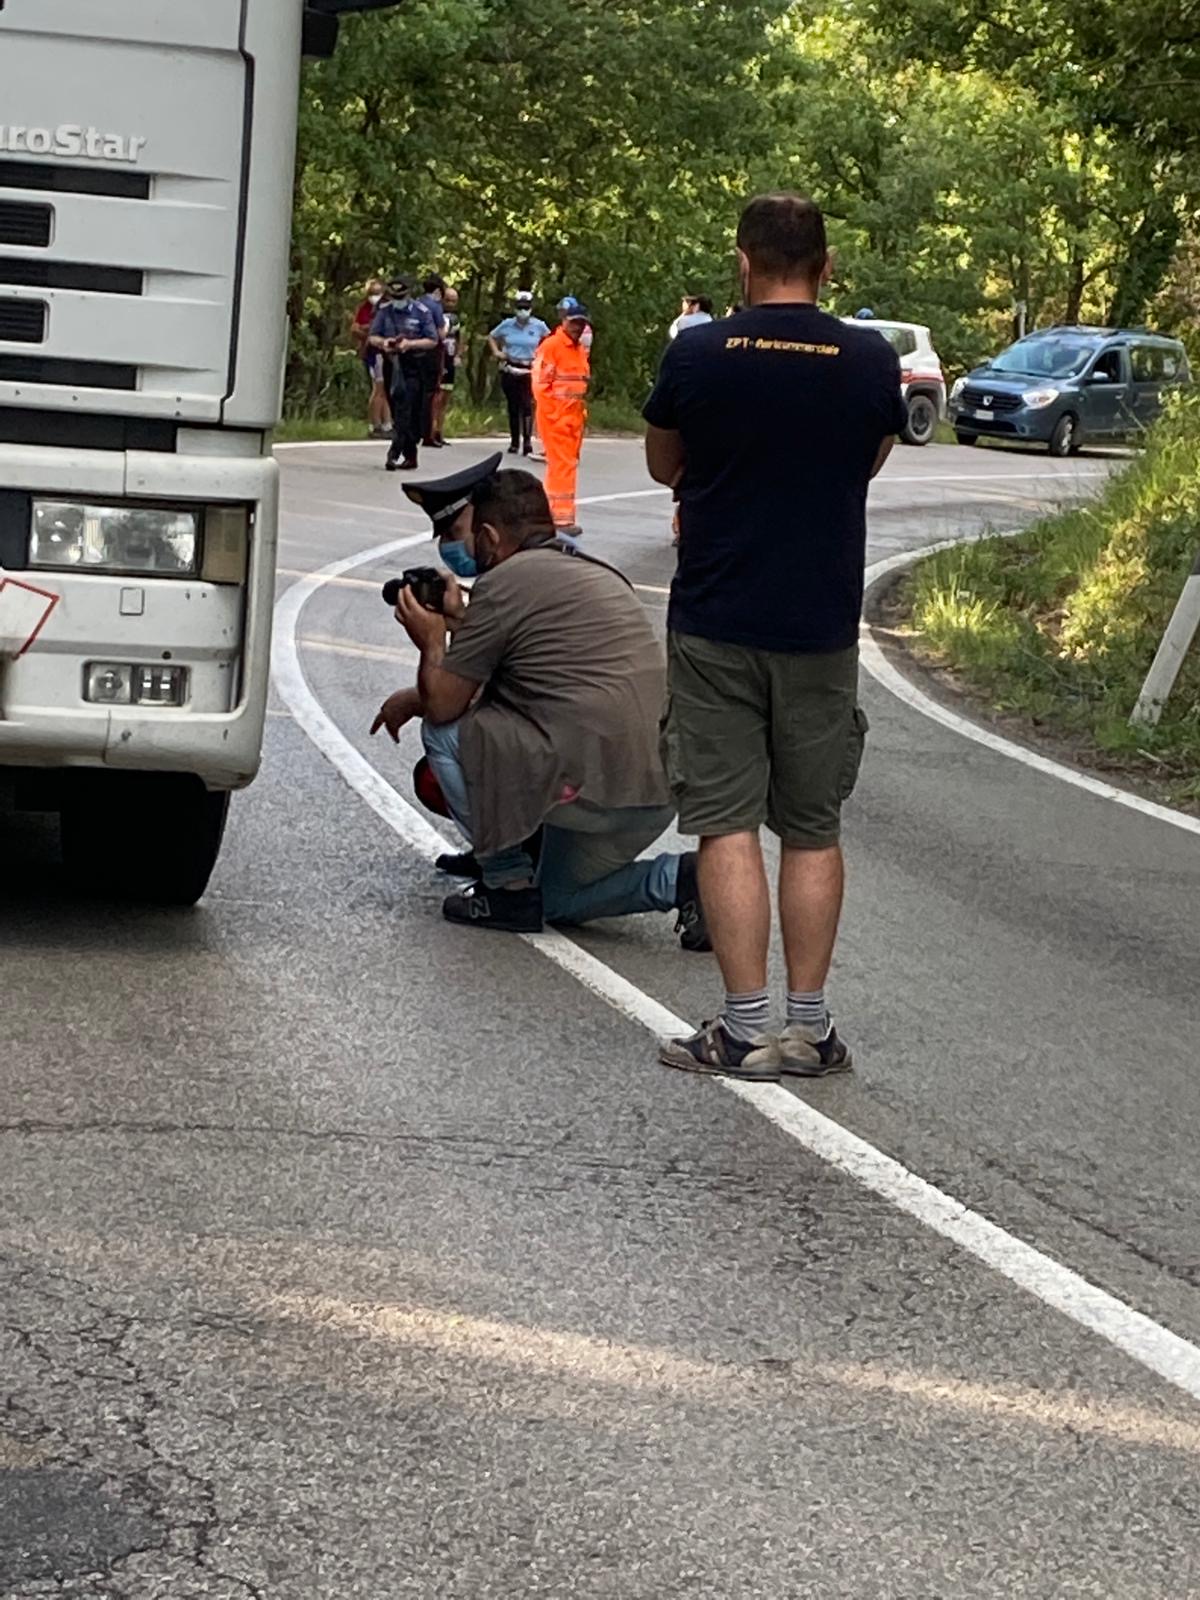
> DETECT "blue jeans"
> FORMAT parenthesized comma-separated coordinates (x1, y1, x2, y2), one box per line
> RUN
(421, 719, 679, 924)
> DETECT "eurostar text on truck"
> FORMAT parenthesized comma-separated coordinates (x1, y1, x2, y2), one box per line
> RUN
(0, 0, 402, 903)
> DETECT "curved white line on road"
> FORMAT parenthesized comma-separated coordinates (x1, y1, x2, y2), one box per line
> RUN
(273, 532, 1200, 1408)
(862, 540, 1200, 839)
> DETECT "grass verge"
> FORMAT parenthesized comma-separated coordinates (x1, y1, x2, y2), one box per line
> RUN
(275, 393, 645, 445)
(898, 392, 1200, 813)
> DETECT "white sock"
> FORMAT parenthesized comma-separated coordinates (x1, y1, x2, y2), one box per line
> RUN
(721, 990, 771, 1043)
(787, 989, 830, 1037)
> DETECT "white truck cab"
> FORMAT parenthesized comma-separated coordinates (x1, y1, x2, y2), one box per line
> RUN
(0, 0, 393, 901)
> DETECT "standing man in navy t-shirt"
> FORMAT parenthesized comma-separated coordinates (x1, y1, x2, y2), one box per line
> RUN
(369, 272, 441, 471)
(643, 192, 905, 1081)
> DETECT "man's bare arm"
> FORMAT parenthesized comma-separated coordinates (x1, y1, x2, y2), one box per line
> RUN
(645, 424, 685, 488)
(870, 436, 897, 478)
(370, 686, 422, 742)
(417, 636, 478, 727)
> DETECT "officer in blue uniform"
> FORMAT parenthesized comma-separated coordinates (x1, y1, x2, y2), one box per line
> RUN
(368, 273, 441, 471)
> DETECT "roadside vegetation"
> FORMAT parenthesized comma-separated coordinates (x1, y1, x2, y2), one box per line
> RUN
(286, 0, 1200, 423)
(902, 395, 1200, 809)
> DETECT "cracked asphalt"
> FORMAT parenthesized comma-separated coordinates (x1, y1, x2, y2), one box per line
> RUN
(4, 436, 1200, 1597)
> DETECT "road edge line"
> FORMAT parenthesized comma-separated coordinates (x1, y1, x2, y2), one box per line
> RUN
(272, 533, 1200, 1408)
(861, 539, 1200, 840)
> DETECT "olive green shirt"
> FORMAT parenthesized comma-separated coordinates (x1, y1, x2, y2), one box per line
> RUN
(443, 546, 670, 855)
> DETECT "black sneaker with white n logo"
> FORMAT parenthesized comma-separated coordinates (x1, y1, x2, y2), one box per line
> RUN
(442, 883, 544, 933)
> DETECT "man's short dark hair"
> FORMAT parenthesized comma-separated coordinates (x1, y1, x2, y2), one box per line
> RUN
(695, 295, 714, 315)
(473, 470, 556, 545)
(736, 193, 827, 281)
(423, 273, 446, 295)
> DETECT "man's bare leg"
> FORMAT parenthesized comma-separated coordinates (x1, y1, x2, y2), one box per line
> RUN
(777, 842, 852, 1074)
(779, 843, 844, 995)
(661, 830, 778, 1075)
(699, 832, 770, 992)
(698, 830, 774, 1041)
(370, 379, 391, 435)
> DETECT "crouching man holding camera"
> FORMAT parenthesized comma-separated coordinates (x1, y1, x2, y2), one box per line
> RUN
(370, 455, 708, 946)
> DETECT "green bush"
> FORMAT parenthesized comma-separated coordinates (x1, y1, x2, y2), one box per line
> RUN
(907, 394, 1200, 804)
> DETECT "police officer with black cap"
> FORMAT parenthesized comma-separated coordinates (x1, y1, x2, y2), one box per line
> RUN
(368, 272, 441, 472)
(369, 454, 710, 948)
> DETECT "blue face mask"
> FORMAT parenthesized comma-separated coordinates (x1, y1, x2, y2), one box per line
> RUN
(440, 540, 478, 578)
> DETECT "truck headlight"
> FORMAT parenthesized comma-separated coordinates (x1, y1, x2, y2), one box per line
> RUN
(1022, 388, 1060, 410)
(31, 500, 200, 576)
(950, 377, 967, 401)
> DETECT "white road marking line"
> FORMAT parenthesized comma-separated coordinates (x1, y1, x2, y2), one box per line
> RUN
(273, 532, 1200, 1408)
(273, 440, 382, 451)
(282, 508, 424, 530)
(298, 498, 428, 521)
(277, 566, 389, 592)
(273, 435, 637, 452)
(874, 470, 1107, 486)
(300, 635, 416, 664)
(861, 540, 1200, 840)
(578, 488, 670, 505)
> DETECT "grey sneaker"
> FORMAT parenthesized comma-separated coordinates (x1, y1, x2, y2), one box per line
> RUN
(659, 1020, 780, 1082)
(778, 1023, 853, 1078)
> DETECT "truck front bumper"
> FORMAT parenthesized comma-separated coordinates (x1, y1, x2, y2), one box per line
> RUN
(0, 444, 278, 791)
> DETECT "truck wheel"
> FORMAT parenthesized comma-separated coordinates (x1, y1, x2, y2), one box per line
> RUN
(61, 772, 230, 906)
(902, 393, 939, 446)
(955, 431, 978, 447)
(1048, 414, 1079, 457)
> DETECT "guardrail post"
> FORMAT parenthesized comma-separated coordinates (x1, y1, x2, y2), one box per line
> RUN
(1130, 544, 1200, 726)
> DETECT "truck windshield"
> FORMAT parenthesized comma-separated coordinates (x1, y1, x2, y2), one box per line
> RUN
(990, 336, 1097, 379)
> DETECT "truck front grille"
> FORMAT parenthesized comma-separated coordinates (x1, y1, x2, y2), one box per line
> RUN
(0, 156, 150, 201)
(0, 198, 51, 248)
(0, 258, 143, 295)
(0, 353, 135, 389)
(0, 297, 45, 342)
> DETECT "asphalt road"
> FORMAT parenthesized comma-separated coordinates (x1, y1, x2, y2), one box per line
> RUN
(3, 436, 1199, 1598)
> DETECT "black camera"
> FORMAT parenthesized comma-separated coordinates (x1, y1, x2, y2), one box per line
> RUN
(381, 567, 448, 614)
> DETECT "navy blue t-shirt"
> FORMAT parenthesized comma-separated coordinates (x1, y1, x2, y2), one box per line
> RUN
(643, 302, 906, 653)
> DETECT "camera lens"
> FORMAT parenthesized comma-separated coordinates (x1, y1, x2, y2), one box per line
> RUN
(381, 577, 405, 607)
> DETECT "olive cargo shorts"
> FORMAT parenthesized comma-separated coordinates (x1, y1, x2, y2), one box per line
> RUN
(663, 632, 867, 849)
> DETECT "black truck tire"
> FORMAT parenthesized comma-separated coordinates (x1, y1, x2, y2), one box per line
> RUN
(60, 771, 230, 906)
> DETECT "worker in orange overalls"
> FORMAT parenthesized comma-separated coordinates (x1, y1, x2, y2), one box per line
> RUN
(532, 296, 591, 534)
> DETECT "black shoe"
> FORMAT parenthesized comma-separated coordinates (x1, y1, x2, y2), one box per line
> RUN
(385, 457, 398, 472)
(659, 1020, 780, 1081)
(400, 456, 419, 471)
(778, 1023, 853, 1078)
(673, 851, 711, 953)
(522, 444, 534, 456)
(435, 849, 480, 878)
(443, 882, 544, 933)
(507, 443, 520, 455)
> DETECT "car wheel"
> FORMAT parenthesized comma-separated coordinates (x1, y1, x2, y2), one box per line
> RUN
(901, 393, 938, 446)
(1048, 414, 1079, 458)
(955, 431, 978, 447)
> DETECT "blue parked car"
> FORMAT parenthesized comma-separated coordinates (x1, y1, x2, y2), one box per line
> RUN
(949, 326, 1190, 456)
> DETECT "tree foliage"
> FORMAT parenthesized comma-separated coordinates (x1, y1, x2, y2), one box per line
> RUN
(287, 0, 1200, 415)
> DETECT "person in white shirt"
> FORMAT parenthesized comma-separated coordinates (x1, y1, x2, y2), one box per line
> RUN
(669, 294, 714, 340)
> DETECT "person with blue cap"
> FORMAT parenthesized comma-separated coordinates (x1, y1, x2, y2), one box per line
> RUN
(532, 297, 592, 534)
(368, 455, 710, 948)
(367, 271, 441, 472)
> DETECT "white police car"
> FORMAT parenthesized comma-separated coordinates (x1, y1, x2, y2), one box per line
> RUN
(843, 312, 946, 446)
